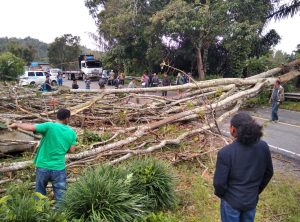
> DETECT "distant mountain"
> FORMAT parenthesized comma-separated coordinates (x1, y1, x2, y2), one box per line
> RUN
(0, 37, 103, 64)
(0, 37, 49, 62)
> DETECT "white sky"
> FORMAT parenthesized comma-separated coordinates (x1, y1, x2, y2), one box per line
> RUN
(0, 0, 299, 53)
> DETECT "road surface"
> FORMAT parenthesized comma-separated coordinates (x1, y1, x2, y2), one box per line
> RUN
(221, 107, 300, 161)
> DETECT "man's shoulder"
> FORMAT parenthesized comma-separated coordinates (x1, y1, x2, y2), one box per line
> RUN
(218, 142, 236, 156)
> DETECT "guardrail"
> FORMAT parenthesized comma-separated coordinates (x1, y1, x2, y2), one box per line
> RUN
(285, 92, 300, 100)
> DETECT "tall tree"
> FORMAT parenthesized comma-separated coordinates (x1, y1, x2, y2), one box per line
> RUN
(268, 0, 300, 20)
(86, 0, 280, 78)
(48, 34, 81, 69)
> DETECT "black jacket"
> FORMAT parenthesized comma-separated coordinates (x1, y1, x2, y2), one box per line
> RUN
(213, 140, 273, 211)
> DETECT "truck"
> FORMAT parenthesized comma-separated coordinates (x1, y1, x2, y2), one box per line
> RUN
(63, 54, 103, 80)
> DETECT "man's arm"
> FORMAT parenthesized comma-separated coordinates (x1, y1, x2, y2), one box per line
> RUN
(9, 123, 36, 132)
(213, 151, 230, 198)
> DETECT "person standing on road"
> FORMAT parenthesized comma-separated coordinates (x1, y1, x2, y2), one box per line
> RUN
(162, 73, 171, 96)
(213, 113, 273, 222)
(269, 79, 284, 122)
(85, 77, 91, 89)
(151, 73, 159, 87)
(57, 71, 63, 86)
(72, 79, 79, 89)
(9, 109, 77, 204)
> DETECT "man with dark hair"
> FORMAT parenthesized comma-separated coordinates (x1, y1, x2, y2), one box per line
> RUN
(213, 113, 273, 222)
(269, 79, 284, 122)
(9, 108, 76, 203)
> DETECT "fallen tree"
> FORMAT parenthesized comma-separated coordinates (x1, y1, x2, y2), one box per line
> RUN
(0, 60, 299, 180)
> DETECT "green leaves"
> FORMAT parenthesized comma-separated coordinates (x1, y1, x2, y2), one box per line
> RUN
(0, 52, 24, 81)
(128, 158, 176, 212)
(61, 165, 149, 222)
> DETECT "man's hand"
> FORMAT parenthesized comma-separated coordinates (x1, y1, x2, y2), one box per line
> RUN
(8, 123, 18, 129)
(68, 146, 75, 153)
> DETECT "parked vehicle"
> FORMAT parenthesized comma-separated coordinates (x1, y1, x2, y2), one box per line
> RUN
(64, 54, 103, 80)
(19, 71, 57, 86)
(49, 68, 62, 78)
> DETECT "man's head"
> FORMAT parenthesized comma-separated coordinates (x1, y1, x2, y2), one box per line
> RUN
(57, 108, 71, 124)
(274, 79, 281, 88)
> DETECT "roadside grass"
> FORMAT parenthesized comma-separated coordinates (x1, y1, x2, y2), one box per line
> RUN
(153, 161, 300, 222)
(281, 101, 300, 112)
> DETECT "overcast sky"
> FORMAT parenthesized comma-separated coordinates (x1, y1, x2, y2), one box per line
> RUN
(0, 0, 299, 53)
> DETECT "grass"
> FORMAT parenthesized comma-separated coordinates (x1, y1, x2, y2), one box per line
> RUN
(281, 101, 300, 112)
(147, 161, 300, 222)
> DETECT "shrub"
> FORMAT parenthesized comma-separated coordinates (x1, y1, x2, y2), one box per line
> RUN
(0, 183, 65, 222)
(128, 158, 176, 211)
(60, 165, 148, 222)
(80, 130, 111, 145)
(0, 52, 24, 81)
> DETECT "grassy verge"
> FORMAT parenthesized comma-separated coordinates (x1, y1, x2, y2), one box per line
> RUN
(280, 101, 300, 112)
(154, 161, 300, 222)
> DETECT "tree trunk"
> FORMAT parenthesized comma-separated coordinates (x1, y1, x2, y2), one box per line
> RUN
(196, 47, 205, 80)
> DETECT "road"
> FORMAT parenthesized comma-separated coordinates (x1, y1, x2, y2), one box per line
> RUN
(220, 107, 300, 161)
(61, 79, 300, 160)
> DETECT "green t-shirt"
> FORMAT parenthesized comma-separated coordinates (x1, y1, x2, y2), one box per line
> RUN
(34, 122, 76, 170)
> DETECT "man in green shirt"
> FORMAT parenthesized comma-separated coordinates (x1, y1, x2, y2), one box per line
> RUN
(9, 108, 76, 202)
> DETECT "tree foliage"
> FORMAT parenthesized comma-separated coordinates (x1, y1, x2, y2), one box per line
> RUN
(86, 0, 281, 78)
(268, 0, 300, 20)
(48, 34, 81, 69)
(0, 52, 24, 81)
(0, 37, 48, 63)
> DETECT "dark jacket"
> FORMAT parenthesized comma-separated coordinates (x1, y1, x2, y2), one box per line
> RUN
(213, 140, 273, 211)
(162, 77, 171, 86)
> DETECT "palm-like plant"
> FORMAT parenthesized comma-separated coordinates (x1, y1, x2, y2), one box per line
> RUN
(60, 165, 148, 222)
(128, 158, 176, 212)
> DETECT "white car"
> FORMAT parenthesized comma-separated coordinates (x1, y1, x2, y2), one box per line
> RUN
(49, 68, 62, 78)
(19, 71, 57, 86)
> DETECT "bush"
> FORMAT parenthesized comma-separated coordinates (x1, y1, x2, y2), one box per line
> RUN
(60, 165, 148, 222)
(80, 130, 111, 145)
(128, 158, 176, 211)
(0, 183, 65, 222)
(0, 52, 24, 81)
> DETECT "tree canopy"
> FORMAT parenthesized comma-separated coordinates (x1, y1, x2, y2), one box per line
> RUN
(48, 34, 81, 69)
(0, 52, 25, 81)
(85, 0, 282, 78)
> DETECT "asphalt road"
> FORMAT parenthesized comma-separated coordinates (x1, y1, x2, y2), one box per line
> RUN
(221, 106, 300, 161)
(61, 79, 300, 160)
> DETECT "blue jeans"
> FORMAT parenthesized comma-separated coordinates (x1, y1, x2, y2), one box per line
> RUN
(271, 102, 279, 121)
(35, 168, 66, 202)
(221, 199, 256, 222)
(58, 79, 63, 86)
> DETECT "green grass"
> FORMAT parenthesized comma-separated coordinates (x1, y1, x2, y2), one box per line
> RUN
(281, 101, 300, 112)
(148, 162, 300, 222)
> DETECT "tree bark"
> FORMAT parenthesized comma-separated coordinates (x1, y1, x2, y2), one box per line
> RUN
(196, 47, 205, 80)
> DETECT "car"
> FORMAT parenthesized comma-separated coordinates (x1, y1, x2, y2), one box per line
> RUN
(19, 71, 57, 86)
(49, 68, 62, 78)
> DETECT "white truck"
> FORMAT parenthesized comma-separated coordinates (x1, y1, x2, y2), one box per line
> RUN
(64, 54, 103, 80)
